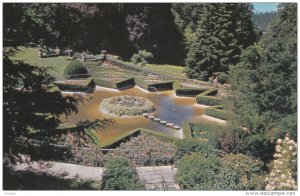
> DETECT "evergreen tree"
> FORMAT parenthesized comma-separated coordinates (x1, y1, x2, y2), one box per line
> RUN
(185, 3, 256, 80)
(227, 3, 297, 158)
(252, 11, 277, 33)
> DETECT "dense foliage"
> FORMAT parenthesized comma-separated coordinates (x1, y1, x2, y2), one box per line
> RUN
(131, 50, 153, 66)
(176, 153, 221, 190)
(102, 157, 144, 190)
(227, 4, 297, 159)
(176, 153, 265, 190)
(172, 3, 257, 80)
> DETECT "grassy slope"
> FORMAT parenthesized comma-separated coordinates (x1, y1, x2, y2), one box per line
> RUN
(13, 47, 69, 80)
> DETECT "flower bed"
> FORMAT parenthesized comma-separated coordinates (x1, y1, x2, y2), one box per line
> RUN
(107, 132, 176, 165)
(99, 95, 155, 117)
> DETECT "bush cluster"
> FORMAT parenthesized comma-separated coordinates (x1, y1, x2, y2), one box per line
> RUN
(131, 50, 154, 66)
(102, 157, 144, 190)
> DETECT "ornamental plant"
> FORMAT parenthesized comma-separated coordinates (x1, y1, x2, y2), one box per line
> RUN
(265, 136, 297, 190)
(131, 50, 153, 67)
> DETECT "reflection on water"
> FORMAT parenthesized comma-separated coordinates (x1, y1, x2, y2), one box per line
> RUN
(64, 86, 205, 146)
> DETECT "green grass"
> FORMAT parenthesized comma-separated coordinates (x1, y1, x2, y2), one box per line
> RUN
(144, 63, 186, 78)
(12, 47, 70, 80)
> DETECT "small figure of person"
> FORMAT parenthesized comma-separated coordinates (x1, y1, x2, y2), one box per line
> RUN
(213, 76, 219, 84)
(38, 49, 42, 58)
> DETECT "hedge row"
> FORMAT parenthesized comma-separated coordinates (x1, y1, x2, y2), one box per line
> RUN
(176, 88, 209, 97)
(54, 77, 95, 92)
(148, 81, 173, 92)
(199, 88, 218, 96)
(116, 78, 135, 90)
(102, 128, 180, 148)
(182, 122, 193, 139)
(93, 78, 117, 89)
(101, 129, 141, 148)
(134, 77, 149, 90)
(196, 95, 223, 106)
(204, 107, 229, 121)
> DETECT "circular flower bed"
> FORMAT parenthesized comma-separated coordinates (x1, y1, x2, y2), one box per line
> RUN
(99, 95, 155, 117)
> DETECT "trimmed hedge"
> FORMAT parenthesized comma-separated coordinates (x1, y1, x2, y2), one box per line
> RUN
(141, 128, 180, 145)
(196, 95, 223, 106)
(93, 78, 117, 89)
(102, 128, 180, 148)
(134, 77, 148, 90)
(101, 129, 141, 148)
(199, 88, 218, 96)
(63, 60, 88, 78)
(116, 78, 135, 90)
(176, 88, 209, 97)
(182, 122, 193, 139)
(204, 107, 228, 121)
(148, 81, 173, 92)
(54, 77, 95, 92)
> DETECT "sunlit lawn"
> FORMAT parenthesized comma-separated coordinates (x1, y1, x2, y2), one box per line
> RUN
(13, 47, 70, 80)
(144, 63, 186, 78)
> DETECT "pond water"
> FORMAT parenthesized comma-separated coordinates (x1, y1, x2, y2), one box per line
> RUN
(63, 86, 206, 146)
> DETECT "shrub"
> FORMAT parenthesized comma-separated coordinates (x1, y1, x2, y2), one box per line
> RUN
(217, 153, 266, 190)
(175, 139, 217, 161)
(102, 157, 144, 190)
(196, 95, 223, 106)
(176, 153, 221, 190)
(63, 60, 88, 78)
(176, 88, 208, 97)
(131, 50, 153, 66)
(265, 137, 297, 190)
(204, 107, 228, 120)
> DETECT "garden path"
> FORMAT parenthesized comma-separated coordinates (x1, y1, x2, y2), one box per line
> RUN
(14, 161, 178, 184)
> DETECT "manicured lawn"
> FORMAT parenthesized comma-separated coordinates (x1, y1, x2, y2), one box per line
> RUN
(13, 47, 70, 80)
(144, 63, 186, 78)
